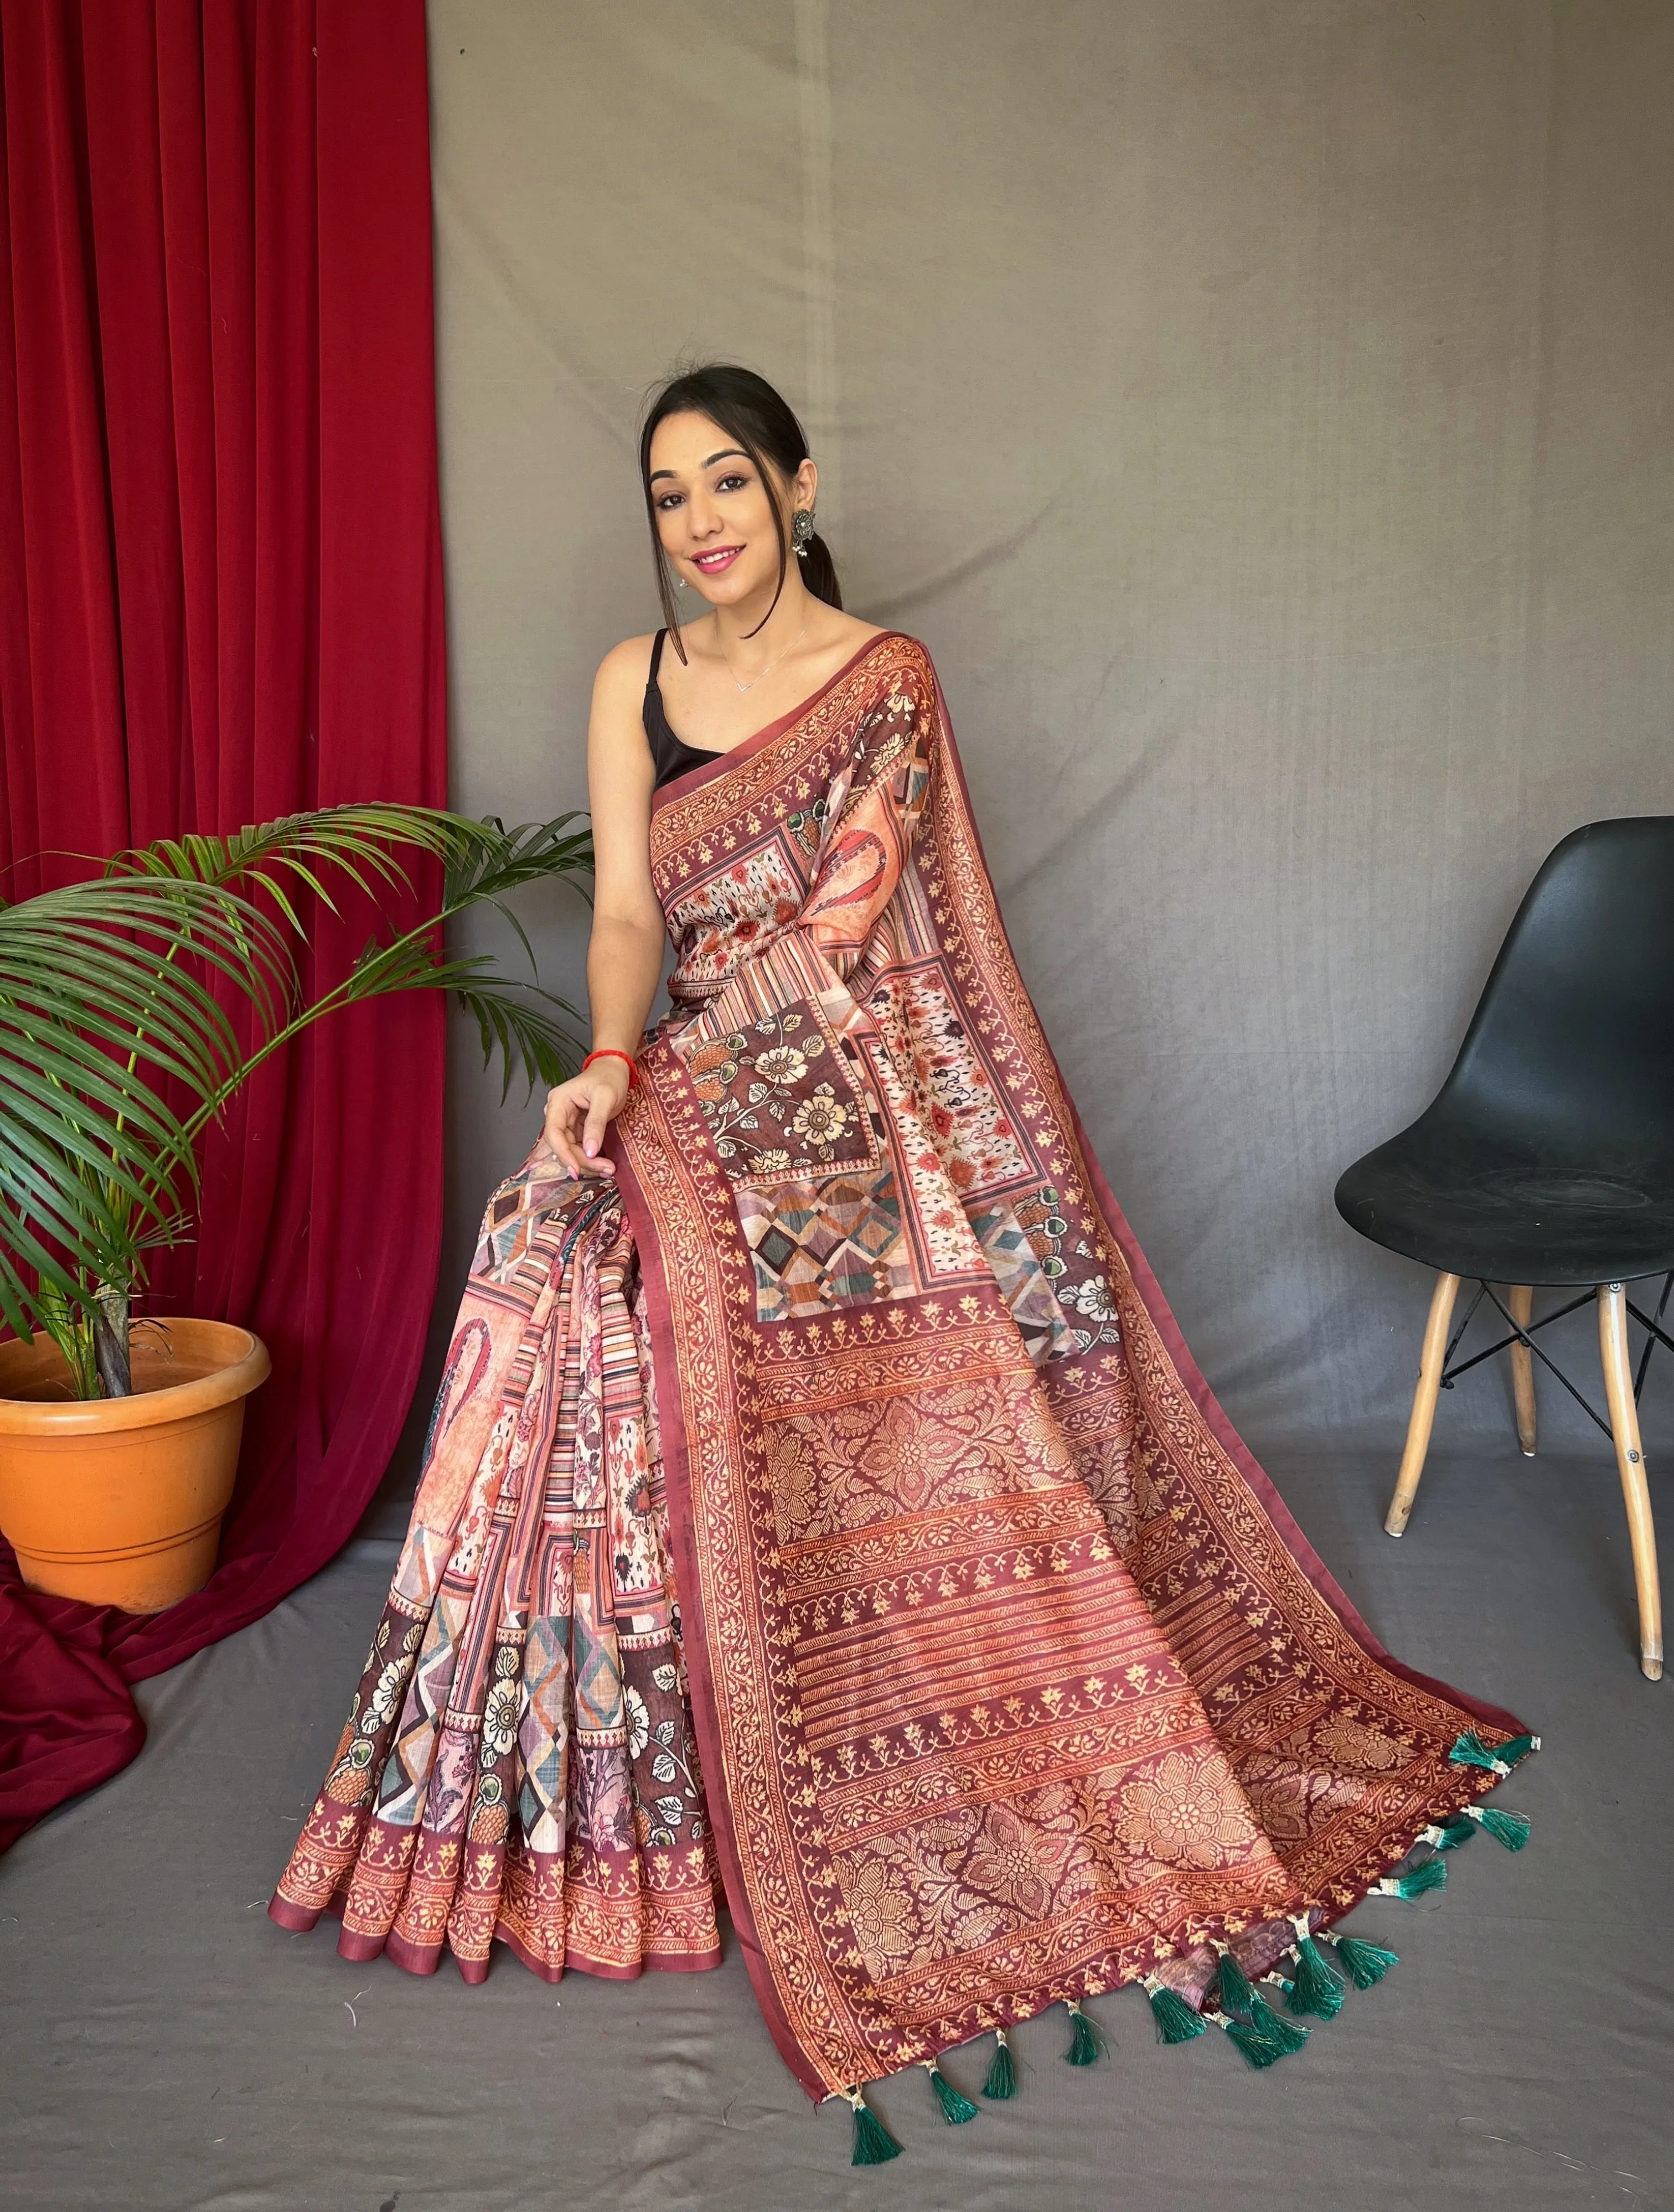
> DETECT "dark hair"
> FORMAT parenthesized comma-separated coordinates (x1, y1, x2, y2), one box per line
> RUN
(639, 363, 842, 658)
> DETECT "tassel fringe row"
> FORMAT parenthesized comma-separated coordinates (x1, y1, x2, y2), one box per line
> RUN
(838, 1798, 1525, 2166)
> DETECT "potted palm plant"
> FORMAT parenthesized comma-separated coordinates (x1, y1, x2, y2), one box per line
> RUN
(0, 805, 590, 1611)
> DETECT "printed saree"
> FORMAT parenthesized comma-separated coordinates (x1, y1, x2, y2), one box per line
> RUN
(271, 631, 1534, 2110)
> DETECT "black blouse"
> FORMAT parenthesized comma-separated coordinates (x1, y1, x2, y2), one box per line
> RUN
(643, 628, 728, 789)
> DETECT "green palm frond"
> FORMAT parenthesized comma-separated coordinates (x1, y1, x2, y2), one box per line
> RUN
(0, 804, 593, 1386)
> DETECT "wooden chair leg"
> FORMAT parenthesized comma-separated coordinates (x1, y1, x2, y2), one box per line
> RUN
(1597, 1283, 1663, 1681)
(1386, 1271, 1461, 1538)
(1508, 1284, 1537, 1456)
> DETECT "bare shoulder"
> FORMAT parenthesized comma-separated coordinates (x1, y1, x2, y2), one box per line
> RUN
(594, 630, 660, 700)
(822, 610, 888, 652)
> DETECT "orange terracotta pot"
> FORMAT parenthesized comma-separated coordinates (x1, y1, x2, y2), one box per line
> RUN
(0, 1317, 270, 1613)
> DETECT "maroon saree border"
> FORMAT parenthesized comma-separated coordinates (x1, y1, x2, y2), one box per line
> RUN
(613, 1123, 829, 2102)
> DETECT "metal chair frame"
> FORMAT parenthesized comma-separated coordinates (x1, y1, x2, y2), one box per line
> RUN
(1437, 1272, 1674, 1435)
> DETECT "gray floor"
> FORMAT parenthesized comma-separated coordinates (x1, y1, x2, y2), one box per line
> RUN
(2, 1433, 1669, 2212)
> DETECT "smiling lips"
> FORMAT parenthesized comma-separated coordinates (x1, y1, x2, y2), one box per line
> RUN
(690, 545, 743, 575)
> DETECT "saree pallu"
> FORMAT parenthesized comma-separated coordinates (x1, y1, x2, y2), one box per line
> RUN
(272, 632, 1533, 2101)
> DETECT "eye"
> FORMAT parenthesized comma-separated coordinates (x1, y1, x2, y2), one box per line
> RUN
(716, 473, 750, 493)
(655, 492, 684, 511)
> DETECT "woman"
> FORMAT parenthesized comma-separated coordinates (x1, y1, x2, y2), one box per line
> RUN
(272, 365, 1534, 2158)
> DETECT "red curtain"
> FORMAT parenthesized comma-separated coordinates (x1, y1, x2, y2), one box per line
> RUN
(0, 0, 447, 1846)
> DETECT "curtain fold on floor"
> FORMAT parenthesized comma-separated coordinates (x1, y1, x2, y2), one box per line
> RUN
(0, 0, 447, 1848)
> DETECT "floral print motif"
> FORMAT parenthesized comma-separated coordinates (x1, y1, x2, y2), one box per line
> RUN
(680, 1004, 881, 1184)
(789, 1086, 850, 1152)
(866, 967, 1033, 1197)
(843, 1856, 918, 1973)
(662, 843, 807, 994)
(481, 1678, 520, 1763)
(366, 1660, 407, 1727)
(962, 1802, 1062, 1921)
(1119, 1749, 1260, 1870)
(1308, 1714, 1409, 1773)
(623, 1684, 650, 1761)
(753, 1043, 808, 1086)
(763, 1373, 1073, 1544)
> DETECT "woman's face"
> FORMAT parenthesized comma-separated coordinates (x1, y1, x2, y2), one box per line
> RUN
(648, 410, 815, 609)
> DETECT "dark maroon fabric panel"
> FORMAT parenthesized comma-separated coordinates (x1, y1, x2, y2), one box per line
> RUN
(0, 0, 447, 1842)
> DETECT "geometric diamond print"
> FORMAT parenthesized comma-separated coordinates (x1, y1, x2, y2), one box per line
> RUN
(740, 1168, 916, 1322)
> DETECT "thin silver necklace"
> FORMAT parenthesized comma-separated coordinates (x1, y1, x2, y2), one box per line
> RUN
(722, 612, 809, 694)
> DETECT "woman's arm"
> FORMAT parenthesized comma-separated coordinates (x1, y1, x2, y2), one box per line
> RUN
(540, 639, 666, 1177)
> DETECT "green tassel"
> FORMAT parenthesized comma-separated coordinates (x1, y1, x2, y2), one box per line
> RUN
(1213, 1942, 1256, 2019)
(1063, 1999, 1105, 2065)
(1468, 1805, 1531, 1851)
(844, 2086, 901, 2166)
(1423, 1814, 1477, 1851)
(1448, 1729, 1538, 1776)
(1144, 1973, 1207, 2043)
(1248, 1988, 1310, 2055)
(1284, 1928, 1346, 2020)
(1325, 1932, 1399, 1989)
(1209, 2007, 1300, 2069)
(922, 2059, 978, 2123)
(1375, 1855, 1447, 1899)
(982, 2028, 1017, 2101)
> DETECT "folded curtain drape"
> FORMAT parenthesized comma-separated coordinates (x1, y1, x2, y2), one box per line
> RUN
(0, 0, 447, 1848)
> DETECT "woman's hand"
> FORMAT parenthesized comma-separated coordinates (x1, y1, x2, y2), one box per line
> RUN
(540, 1057, 633, 1177)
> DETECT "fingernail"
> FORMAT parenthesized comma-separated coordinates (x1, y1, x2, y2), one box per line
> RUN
(584, 1141, 596, 1156)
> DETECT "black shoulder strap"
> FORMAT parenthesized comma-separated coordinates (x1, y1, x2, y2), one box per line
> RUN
(647, 627, 667, 685)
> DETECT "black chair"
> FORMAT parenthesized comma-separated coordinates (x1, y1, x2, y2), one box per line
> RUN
(1335, 817, 1674, 1681)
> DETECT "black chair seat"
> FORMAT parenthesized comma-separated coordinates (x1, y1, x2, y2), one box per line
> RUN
(1336, 816, 1674, 1287)
(1336, 1140, 1674, 1286)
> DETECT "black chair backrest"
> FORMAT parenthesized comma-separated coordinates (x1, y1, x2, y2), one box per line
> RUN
(1430, 818, 1674, 1165)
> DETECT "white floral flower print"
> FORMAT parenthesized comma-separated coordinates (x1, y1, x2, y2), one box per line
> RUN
(791, 1086, 850, 1150)
(624, 1684, 650, 1760)
(482, 1677, 520, 1760)
(1061, 1274, 1119, 1321)
(753, 1045, 808, 1086)
(367, 1660, 407, 1723)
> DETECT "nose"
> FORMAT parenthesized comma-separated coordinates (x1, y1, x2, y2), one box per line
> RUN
(685, 488, 724, 542)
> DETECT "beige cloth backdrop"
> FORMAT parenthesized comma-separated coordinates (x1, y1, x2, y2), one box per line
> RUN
(418, 0, 1673, 1459)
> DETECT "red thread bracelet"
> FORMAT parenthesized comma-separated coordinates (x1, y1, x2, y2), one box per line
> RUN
(582, 1048, 637, 1088)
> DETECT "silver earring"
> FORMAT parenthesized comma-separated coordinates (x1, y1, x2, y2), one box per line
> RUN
(792, 508, 815, 557)
(675, 572, 687, 588)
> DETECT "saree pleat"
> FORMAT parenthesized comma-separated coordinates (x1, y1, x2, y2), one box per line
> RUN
(273, 631, 1531, 2101)
(271, 1187, 721, 1981)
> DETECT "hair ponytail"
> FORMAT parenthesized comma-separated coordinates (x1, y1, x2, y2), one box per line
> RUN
(799, 528, 842, 612)
(639, 363, 842, 654)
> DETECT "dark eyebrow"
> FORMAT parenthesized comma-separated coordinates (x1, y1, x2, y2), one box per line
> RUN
(649, 447, 751, 485)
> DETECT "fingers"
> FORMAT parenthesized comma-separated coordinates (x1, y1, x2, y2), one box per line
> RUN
(542, 1079, 619, 1179)
(581, 1086, 615, 1173)
(542, 1086, 588, 1177)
